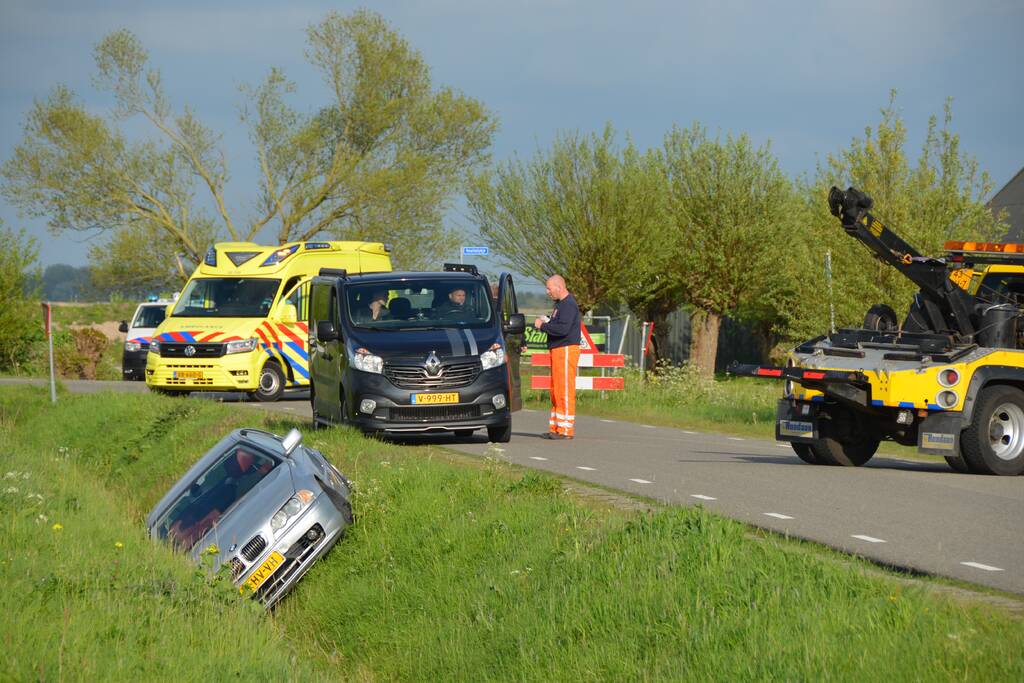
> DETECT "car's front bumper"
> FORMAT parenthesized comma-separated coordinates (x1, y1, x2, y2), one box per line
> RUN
(122, 349, 149, 380)
(346, 365, 512, 433)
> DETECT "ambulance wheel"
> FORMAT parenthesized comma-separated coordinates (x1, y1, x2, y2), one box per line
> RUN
(864, 304, 898, 332)
(960, 385, 1024, 476)
(487, 422, 511, 443)
(255, 362, 285, 402)
(791, 442, 817, 464)
(811, 406, 879, 466)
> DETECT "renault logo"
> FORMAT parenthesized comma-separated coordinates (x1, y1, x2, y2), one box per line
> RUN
(184, 345, 197, 357)
(424, 351, 442, 376)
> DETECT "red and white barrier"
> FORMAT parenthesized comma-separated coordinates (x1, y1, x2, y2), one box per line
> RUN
(530, 353, 625, 367)
(529, 322, 626, 391)
(530, 375, 625, 391)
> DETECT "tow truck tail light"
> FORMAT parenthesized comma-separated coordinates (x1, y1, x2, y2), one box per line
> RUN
(938, 368, 960, 387)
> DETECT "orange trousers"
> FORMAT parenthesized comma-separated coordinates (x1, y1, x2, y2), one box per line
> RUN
(549, 344, 580, 436)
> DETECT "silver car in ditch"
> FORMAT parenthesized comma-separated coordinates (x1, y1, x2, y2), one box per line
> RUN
(146, 427, 353, 607)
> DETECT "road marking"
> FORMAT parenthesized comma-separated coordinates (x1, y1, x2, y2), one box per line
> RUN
(776, 444, 790, 449)
(630, 478, 652, 484)
(682, 430, 698, 435)
(691, 494, 717, 501)
(282, 406, 294, 411)
(960, 561, 1004, 572)
(600, 419, 615, 423)
(523, 409, 535, 413)
(851, 534, 887, 544)
(728, 437, 744, 441)
(576, 466, 596, 471)
(641, 425, 656, 429)
(529, 456, 548, 461)
(763, 512, 794, 520)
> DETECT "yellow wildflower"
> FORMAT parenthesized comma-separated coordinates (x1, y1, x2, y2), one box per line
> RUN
(52, 523, 63, 531)
(115, 542, 124, 549)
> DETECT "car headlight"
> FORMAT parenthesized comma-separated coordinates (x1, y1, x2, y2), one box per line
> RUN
(125, 341, 142, 352)
(351, 347, 383, 374)
(480, 343, 506, 370)
(225, 337, 259, 355)
(149, 339, 161, 355)
(270, 490, 316, 533)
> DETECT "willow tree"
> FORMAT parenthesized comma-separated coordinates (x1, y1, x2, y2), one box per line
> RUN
(466, 125, 667, 313)
(661, 124, 795, 376)
(2, 10, 496, 279)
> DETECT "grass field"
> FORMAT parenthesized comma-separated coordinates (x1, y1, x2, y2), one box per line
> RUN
(1, 385, 1021, 681)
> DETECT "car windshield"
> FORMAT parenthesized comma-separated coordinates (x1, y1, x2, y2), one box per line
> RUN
(171, 278, 281, 318)
(132, 305, 167, 328)
(346, 279, 493, 329)
(154, 444, 280, 550)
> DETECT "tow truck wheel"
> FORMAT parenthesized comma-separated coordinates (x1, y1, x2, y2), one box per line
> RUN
(864, 304, 898, 332)
(943, 454, 971, 473)
(960, 386, 1024, 476)
(791, 443, 817, 464)
(255, 361, 285, 402)
(811, 406, 879, 466)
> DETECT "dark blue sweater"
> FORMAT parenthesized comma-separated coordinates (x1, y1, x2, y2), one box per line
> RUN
(541, 294, 581, 349)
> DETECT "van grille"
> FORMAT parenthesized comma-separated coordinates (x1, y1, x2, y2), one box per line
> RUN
(388, 405, 481, 422)
(241, 534, 267, 561)
(159, 342, 225, 358)
(384, 361, 480, 389)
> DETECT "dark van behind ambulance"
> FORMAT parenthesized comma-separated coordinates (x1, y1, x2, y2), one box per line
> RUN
(307, 264, 526, 442)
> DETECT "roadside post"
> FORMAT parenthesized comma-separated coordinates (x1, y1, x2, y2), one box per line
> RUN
(41, 302, 56, 404)
(461, 245, 489, 264)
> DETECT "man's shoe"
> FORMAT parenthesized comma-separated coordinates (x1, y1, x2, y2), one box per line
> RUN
(540, 432, 573, 440)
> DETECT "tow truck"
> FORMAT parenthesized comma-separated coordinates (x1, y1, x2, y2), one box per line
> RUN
(729, 186, 1024, 476)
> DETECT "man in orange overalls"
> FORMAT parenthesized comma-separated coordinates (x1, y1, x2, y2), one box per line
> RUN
(534, 275, 581, 440)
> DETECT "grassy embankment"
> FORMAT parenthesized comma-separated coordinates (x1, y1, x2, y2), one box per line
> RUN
(2, 385, 1022, 681)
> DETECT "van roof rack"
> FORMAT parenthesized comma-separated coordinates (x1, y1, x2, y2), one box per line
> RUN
(318, 267, 348, 278)
(443, 263, 479, 275)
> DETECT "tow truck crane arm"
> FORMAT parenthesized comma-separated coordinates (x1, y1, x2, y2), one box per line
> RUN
(828, 186, 977, 338)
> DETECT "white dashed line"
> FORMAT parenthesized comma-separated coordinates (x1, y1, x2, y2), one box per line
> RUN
(776, 444, 790, 449)
(960, 561, 1004, 572)
(851, 534, 887, 544)
(630, 478, 652, 484)
(728, 437, 744, 441)
(763, 512, 794, 520)
(523, 409, 535, 413)
(529, 456, 548, 461)
(641, 425, 656, 429)
(691, 494, 717, 501)
(576, 466, 596, 471)
(600, 419, 615, 424)
(682, 430, 698, 435)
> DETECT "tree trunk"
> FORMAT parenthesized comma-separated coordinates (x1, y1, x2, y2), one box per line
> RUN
(689, 309, 721, 377)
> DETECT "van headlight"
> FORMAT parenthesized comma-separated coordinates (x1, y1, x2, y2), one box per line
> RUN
(125, 341, 142, 352)
(149, 340, 161, 355)
(480, 343, 506, 370)
(351, 347, 383, 374)
(225, 337, 259, 355)
(270, 490, 315, 533)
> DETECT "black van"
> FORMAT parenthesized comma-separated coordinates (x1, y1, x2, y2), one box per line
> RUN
(307, 264, 526, 442)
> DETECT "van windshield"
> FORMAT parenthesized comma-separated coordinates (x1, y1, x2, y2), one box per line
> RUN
(347, 279, 493, 329)
(132, 305, 167, 328)
(171, 278, 281, 318)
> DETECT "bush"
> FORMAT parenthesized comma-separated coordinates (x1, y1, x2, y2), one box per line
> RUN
(55, 328, 109, 379)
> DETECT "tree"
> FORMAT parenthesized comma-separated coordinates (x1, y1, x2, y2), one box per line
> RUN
(0, 220, 42, 371)
(2, 10, 495, 276)
(787, 94, 1005, 341)
(466, 125, 667, 312)
(661, 124, 795, 376)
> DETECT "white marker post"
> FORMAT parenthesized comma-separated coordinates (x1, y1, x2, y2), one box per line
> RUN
(41, 302, 56, 403)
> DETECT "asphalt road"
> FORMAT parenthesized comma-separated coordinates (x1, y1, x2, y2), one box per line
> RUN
(5, 377, 1022, 595)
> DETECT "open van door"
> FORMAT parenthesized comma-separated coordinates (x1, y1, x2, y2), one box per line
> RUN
(496, 272, 525, 411)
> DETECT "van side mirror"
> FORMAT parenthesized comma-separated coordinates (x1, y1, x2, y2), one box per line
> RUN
(503, 313, 526, 335)
(279, 304, 298, 324)
(316, 320, 338, 342)
(118, 321, 129, 333)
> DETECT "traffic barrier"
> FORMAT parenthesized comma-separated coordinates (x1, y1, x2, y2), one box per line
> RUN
(529, 323, 625, 391)
(530, 353, 624, 367)
(530, 375, 625, 390)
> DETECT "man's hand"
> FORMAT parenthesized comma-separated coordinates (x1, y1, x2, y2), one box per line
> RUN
(534, 317, 545, 329)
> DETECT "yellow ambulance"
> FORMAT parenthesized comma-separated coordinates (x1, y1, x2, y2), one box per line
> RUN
(146, 241, 392, 401)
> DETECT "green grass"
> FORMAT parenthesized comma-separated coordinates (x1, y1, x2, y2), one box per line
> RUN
(50, 302, 138, 327)
(2, 386, 1022, 681)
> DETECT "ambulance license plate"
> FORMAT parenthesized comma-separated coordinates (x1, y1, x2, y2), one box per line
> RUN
(411, 392, 459, 405)
(173, 370, 204, 380)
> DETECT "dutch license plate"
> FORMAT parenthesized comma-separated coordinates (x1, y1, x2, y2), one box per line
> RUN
(244, 550, 284, 592)
(411, 392, 459, 405)
(173, 370, 204, 380)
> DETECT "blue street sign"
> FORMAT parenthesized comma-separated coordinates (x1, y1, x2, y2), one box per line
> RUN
(462, 246, 489, 256)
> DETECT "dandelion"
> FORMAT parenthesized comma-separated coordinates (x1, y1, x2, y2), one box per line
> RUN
(115, 542, 124, 549)
(52, 523, 63, 531)
(204, 544, 220, 555)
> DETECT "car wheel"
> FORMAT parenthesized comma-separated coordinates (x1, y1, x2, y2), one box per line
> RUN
(810, 406, 879, 466)
(487, 423, 511, 443)
(960, 385, 1024, 476)
(791, 442, 817, 464)
(255, 362, 285, 402)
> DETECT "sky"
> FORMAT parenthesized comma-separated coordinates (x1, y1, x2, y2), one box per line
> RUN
(1, 0, 1022, 285)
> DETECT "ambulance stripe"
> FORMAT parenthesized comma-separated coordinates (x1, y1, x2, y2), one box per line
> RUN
(285, 341, 309, 361)
(295, 322, 308, 333)
(169, 332, 187, 343)
(198, 332, 222, 342)
(254, 327, 274, 348)
(263, 322, 283, 346)
(274, 343, 310, 381)
(275, 323, 305, 346)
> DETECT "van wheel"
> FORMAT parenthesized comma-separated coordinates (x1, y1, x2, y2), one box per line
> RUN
(810, 406, 879, 466)
(960, 385, 1024, 475)
(487, 423, 511, 443)
(791, 442, 817, 464)
(255, 362, 285, 402)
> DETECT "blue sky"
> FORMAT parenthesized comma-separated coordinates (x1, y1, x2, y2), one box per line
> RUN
(1, 0, 1021, 281)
